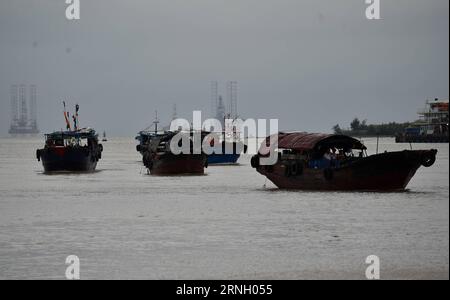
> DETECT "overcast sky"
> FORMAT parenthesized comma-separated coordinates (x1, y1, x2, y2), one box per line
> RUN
(0, 0, 448, 136)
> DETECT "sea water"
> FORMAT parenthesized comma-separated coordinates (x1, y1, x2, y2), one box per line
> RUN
(0, 137, 448, 279)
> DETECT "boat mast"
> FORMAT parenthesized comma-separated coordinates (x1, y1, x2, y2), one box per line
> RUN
(223, 114, 227, 140)
(75, 104, 79, 131)
(153, 110, 159, 134)
(63, 101, 71, 131)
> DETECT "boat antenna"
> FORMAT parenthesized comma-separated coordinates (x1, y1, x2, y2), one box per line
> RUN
(223, 114, 227, 139)
(75, 104, 80, 131)
(172, 104, 177, 121)
(72, 114, 77, 131)
(376, 133, 379, 154)
(153, 110, 159, 134)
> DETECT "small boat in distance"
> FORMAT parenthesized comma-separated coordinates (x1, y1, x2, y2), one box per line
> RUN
(251, 132, 437, 191)
(36, 103, 103, 172)
(102, 131, 108, 142)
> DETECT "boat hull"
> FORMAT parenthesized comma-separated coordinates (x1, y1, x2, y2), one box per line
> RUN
(395, 134, 449, 143)
(207, 153, 240, 164)
(254, 150, 437, 191)
(37, 147, 100, 172)
(207, 141, 246, 165)
(144, 153, 206, 175)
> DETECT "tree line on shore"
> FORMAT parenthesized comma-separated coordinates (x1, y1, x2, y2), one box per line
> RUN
(333, 118, 412, 137)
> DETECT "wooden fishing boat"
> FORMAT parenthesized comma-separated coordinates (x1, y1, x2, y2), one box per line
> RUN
(207, 138, 247, 165)
(36, 103, 103, 173)
(36, 128, 103, 172)
(141, 131, 208, 175)
(251, 132, 437, 191)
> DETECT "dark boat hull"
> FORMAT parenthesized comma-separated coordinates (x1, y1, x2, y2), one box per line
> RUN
(207, 141, 247, 165)
(207, 153, 240, 164)
(254, 150, 437, 191)
(38, 147, 100, 172)
(144, 153, 206, 175)
(395, 134, 449, 143)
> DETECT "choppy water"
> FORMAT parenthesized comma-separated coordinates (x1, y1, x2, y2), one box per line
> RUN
(0, 137, 448, 279)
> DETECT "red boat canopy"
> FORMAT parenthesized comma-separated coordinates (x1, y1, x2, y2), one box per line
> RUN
(259, 132, 366, 154)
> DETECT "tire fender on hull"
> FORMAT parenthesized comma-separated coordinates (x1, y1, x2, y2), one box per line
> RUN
(421, 150, 437, 167)
(36, 149, 41, 162)
(250, 155, 260, 168)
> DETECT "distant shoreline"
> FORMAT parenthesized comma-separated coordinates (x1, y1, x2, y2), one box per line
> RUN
(347, 134, 396, 138)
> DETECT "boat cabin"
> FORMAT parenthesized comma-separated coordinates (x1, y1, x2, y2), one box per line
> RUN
(259, 132, 367, 169)
(45, 129, 99, 149)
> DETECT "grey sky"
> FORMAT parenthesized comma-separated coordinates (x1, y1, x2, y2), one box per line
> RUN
(0, 0, 448, 136)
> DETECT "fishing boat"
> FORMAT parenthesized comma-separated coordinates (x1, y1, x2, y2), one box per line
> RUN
(36, 129, 103, 172)
(251, 132, 437, 191)
(136, 110, 207, 175)
(206, 131, 247, 165)
(207, 140, 246, 164)
(140, 130, 208, 175)
(36, 103, 103, 172)
(396, 98, 449, 143)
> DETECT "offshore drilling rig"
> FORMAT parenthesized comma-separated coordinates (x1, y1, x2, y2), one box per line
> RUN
(210, 81, 238, 128)
(8, 84, 39, 135)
